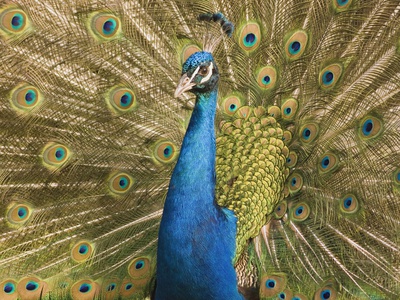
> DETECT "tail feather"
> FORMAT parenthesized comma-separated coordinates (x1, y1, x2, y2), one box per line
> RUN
(0, 0, 399, 299)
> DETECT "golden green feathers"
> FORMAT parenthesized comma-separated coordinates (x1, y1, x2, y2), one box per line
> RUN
(216, 106, 289, 256)
(0, 0, 399, 299)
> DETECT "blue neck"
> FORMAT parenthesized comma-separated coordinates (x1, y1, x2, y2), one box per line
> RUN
(156, 89, 243, 300)
(164, 90, 218, 211)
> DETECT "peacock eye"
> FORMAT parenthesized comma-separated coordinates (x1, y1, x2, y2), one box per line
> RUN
(199, 66, 208, 75)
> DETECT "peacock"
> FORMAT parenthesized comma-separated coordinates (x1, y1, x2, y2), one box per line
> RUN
(0, 0, 399, 299)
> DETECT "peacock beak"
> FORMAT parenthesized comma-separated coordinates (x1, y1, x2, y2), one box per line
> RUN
(174, 73, 196, 97)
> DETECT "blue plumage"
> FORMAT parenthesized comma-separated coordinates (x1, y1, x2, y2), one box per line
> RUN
(1, 2, 399, 299)
(156, 52, 243, 299)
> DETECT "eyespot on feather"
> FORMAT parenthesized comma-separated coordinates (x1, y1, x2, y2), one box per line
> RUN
(333, 0, 352, 11)
(152, 140, 178, 164)
(256, 66, 277, 90)
(286, 151, 297, 168)
(181, 44, 201, 65)
(268, 106, 281, 118)
(7, 203, 32, 226)
(274, 201, 287, 219)
(128, 257, 152, 279)
(0, 280, 18, 300)
(284, 30, 308, 60)
(238, 22, 261, 53)
(119, 279, 135, 298)
(41, 142, 72, 171)
(221, 96, 243, 115)
(105, 86, 138, 115)
(278, 289, 293, 300)
(71, 241, 94, 263)
(318, 152, 339, 174)
(88, 12, 121, 41)
(314, 286, 337, 300)
(0, 7, 30, 36)
(70, 280, 99, 300)
(282, 130, 292, 144)
(299, 123, 319, 143)
(119, 277, 149, 297)
(259, 274, 286, 297)
(339, 194, 359, 214)
(287, 172, 303, 193)
(10, 84, 43, 114)
(281, 98, 298, 120)
(290, 202, 310, 222)
(319, 63, 343, 89)
(101, 279, 119, 300)
(105, 283, 117, 292)
(17, 277, 49, 300)
(108, 172, 134, 195)
(358, 116, 383, 140)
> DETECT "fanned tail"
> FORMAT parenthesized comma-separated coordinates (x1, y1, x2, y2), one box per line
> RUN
(0, 0, 399, 299)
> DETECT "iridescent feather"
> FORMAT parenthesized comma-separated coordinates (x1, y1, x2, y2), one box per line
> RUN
(0, 0, 399, 299)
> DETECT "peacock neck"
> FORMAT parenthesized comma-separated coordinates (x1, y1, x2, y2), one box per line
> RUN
(156, 88, 243, 300)
(165, 89, 218, 211)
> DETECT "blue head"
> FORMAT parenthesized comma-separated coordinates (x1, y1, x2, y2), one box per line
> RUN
(174, 51, 219, 97)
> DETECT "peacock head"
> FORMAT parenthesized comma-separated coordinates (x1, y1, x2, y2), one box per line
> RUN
(174, 51, 219, 97)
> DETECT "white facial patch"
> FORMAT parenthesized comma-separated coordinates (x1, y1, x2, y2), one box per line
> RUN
(189, 66, 200, 83)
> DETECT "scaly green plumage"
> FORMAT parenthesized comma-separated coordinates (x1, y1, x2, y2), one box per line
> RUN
(0, 0, 399, 299)
(216, 106, 289, 257)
